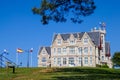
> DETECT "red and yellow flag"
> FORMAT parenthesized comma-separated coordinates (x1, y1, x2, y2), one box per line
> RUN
(17, 48, 23, 53)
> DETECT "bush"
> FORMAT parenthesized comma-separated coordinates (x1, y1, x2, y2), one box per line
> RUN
(96, 64, 101, 67)
(101, 64, 109, 68)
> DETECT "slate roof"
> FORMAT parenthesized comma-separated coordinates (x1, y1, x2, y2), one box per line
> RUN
(52, 32, 100, 46)
(38, 47, 51, 55)
(87, 32, 100, 46)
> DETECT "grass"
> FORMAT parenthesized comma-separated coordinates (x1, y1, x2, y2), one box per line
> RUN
(0, 67, 120, 80)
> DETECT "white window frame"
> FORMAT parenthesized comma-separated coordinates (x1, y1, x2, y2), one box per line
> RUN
(42, 50, 45, 54)
(42, 57, 46, 62)
(84, 47, 88, 54)
(79, 57, 82, 64)
(63, 48, 66, 54)
(63, 58, 67, 65)
(69, 57, 74, 65)
(90, 56, 92, 64)
(42, 64, 46, 67)
(54, 48, 56, 54)
(84, 57, 88, 64)
(78, 47, 82, 55)
(54, 58, 56, 64)
(90, 47, 92, 55)
(84, 38, 88, 44)
(57, 39, 61, 45)
(69, 47, 75, 54)
(70, 39, 75, 45)
(102, 56, 104, 61)
(57, 58, 61, 65)
(57, 48, 61, 54)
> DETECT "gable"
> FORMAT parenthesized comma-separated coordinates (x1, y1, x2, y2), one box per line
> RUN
(38, 47, 51, 55)
(52, 34, 63, 44)
(81, 32, 95, 46)
(52, 32, 100, 46)
(69, 34, 75, 40)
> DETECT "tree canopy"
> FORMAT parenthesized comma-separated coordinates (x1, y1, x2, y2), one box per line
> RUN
(32, 0, 96, 25)
(112, 52, 120, 66)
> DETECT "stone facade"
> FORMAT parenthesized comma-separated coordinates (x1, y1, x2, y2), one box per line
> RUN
(38, 28, 112, 68)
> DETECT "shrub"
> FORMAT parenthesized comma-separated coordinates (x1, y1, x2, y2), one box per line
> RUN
(96, 64, 101, 67)
(101, 64, 109, 68)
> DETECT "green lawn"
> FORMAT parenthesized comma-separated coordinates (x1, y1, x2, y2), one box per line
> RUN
(0, 67, 120, 80)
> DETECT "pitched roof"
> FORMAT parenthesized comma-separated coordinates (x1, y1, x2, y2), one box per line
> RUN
(52, 32, 100, 46)
(38, 47, 51, 55)
(87, 32, 100, 46)
(53, 32, 84, 42)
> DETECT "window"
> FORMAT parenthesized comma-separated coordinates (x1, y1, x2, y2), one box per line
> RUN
(57, 48, 61, 54)
(54, 48, 56, 54)
(102, 47, 104, 52)
(79, 57, 82, 64)
(84, 57, 88, 64)
(57, 39, 61, 45)
(69, 57, 74, 65)
(102, 56, 104, 61)
(42, 57, 46, 62)
(63, 58, 67, 65)
(78, 47, 82, 54)
(90, 56, 92, 64)
(90, 47, 92, 55)
(84, 38, 88, 44)
(101, 36, 103, 44)
(84, 47, 88, 54)
(57, 58, 61, 65)
(63, 48, 66, 53)
(42, 64, 46, 67)
(54, 58, 56, 64)
(42, 50, 45, 54)
(69, 47, 75, 54)
(70, 39, 75, 45)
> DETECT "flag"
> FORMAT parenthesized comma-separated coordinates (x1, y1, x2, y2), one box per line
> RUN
(17, 48, 23, 53)
(99, 22, 106, 28)
(101, 22, 106, 27)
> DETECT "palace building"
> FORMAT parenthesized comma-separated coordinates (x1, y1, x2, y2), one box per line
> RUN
(38, 27, 112, 68)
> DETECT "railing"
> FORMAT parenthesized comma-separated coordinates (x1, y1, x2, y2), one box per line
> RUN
(0, 55, 18, 68)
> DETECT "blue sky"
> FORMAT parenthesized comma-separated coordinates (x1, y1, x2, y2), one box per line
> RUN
(0, 0, 120, 67)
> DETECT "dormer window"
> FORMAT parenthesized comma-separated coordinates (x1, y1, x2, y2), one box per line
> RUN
(84, 38, 88, 44)
(42, 50, 45, 54)
(57, 39, 61, 45)
(70, 39, 75, 45)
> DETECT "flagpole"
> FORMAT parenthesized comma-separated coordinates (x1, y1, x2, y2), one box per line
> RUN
(30, 48, 33, 67)
(16, 48, 23, 67)
(31, 52, 32, 67)
(27, 51, 29, 68)
(16, 52, 18, 66)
